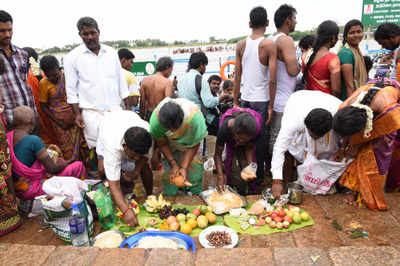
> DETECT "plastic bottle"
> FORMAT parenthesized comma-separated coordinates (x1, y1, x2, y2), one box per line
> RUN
(69, 203, 90, 246)
(93, 184, 116, 229)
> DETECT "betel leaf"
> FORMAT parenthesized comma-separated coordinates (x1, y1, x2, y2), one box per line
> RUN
(332, 220, 342, 231)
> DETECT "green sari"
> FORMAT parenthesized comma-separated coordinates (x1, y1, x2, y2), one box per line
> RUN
(150, 98, 208, 196)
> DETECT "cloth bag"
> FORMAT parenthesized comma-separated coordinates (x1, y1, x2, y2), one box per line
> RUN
(41, 177, 94, 244)
(297, 154, 351, 195)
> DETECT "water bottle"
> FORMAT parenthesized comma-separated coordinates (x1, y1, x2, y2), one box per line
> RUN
(69, 203, 90, 246)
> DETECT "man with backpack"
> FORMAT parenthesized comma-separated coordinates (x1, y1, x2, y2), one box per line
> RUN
(177, 52, 232, 135)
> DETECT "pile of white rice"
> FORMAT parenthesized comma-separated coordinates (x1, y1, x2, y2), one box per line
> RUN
(137, 236, 178, 249)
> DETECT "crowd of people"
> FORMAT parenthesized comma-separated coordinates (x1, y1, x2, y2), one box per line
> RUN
(0, 4, 400, 235)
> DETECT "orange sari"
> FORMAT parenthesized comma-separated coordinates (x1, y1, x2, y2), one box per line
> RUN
(338, 80, 400, 210)
(27, 71, 58, 145)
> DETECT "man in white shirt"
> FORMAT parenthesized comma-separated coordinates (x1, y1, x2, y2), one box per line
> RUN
(96, 110, 153, 227)
(64, 17, 129, 150)
(271, 90, 342, 198)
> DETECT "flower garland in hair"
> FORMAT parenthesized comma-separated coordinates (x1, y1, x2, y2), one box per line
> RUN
(351, 91, 374, 138)
(29, 57, 41, 76)
(303, 48, 314, 65)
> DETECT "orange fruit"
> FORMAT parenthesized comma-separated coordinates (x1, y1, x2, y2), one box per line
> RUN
(205, 212, 217, 224)
(187, 218, 198, 229)
(180, 223, 192, 235)
(159, 222, 169, 231)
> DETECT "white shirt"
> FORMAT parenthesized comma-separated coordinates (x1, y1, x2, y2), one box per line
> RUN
(240, 36, 269, 102)
(96, 110, 153, 181)
(271, 90, 342, 180)
(64, 44, 129, 111)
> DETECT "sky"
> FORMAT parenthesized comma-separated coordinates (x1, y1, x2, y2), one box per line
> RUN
(3, 0, 364, 49)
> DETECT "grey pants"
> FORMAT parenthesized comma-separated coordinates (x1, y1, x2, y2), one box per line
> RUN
(268, 111, 283, 156)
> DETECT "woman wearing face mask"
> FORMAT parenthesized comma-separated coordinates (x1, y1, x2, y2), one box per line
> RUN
(338, 20, 368, 100)
(214, 107, 263, 195)
(302, 20, 341, 97)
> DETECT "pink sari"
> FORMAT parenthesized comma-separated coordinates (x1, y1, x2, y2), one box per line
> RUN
(7, 131, 87, 200)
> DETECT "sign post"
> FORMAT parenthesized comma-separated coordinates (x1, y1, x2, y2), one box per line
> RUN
(130, 61, 156, 77)
(362, 0, 400, 27)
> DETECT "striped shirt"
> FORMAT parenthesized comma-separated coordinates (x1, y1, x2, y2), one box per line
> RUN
(0, 45, 37, 126)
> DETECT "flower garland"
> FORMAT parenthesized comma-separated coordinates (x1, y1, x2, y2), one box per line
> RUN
(29, 57, 41, 76)
(351, 91, 374, 138)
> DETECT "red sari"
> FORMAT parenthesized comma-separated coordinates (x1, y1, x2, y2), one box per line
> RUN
(303, 52, 340, 95)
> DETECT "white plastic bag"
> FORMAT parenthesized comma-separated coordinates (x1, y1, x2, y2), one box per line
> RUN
(297, 154, 352, 195)
(42, 176, 88, 203)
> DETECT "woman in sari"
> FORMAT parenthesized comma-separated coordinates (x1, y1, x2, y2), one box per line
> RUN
(214, 108, 263, 195)
(7, 106, 86, 200)
(333, 78, 400, 210)
(149, 98, 207, 196)
(302, 20, 341, 97)
(0, 104, 22, 236)
(338, 20, 368, 100)
(38, 55, 88, 162)
(22, 47, 58, 145)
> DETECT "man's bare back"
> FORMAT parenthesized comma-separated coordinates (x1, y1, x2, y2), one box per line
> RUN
(139, 72, 173, 120)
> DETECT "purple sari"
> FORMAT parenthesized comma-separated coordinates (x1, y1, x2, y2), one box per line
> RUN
(219, 107, 263, 181)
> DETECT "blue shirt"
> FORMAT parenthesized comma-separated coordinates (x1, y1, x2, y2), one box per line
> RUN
(177, 69, 219, 123)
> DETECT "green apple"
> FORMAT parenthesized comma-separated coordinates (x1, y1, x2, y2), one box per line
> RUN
(300, 212, 310, 221)
(176, 213, 186, 222)
(293, 213, 302, 224)
(186, 213, 197, 220)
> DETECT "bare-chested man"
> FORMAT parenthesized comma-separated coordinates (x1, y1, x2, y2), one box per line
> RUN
(139, 56, 174, 121)
(233, 6, 277, 182)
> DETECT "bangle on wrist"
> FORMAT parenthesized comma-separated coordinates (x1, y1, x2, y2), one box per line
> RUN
(122, 207, 131, 217)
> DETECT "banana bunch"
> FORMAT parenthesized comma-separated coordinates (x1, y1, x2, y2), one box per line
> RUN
(145, 194, 170, 213)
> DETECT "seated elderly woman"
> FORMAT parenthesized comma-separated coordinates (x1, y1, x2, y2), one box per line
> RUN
(333, 78, 400, 210)
(214, 107, 263, 195)
(6, 106, 86, 200)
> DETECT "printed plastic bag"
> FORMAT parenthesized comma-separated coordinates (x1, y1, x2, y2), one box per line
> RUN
(41, 177, 93, 244)
(297, 154, 352, 195)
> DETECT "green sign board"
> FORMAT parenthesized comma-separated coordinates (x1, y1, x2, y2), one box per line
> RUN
(362, 0, 400, 27)
(130, 61, 156, 77)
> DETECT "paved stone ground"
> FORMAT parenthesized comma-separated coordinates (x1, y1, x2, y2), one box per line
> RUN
(1, 169, 400, 265)
(1, 193, 400, 265)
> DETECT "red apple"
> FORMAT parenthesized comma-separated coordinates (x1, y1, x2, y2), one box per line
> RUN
(274, 216, 283, 223)
(269, 221, 276, 228)
(276, 222, 283, 229)
(270, 212, 278, 219)
(278, 210, 286, 218)
(192, 208, 201, 217)
(283, 216, 293, 223)
(167, 216, 177, 224)
(282, 221, 290, 228)
(255, 218, 265, 226)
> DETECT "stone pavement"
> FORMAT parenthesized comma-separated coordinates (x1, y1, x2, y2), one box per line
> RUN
(1, 193, 400, 265)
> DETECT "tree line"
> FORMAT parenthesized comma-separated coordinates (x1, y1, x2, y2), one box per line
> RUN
(37, 30, 317, 55)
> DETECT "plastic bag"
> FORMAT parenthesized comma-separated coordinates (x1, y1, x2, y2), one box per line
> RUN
(41, 177, 93, 244)
(42, 176, 88, 204)
(297, 154, 352, 195)
(240, 162, 257, 181)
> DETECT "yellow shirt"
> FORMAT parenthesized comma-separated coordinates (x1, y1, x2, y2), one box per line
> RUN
(123, 69, 139, 97)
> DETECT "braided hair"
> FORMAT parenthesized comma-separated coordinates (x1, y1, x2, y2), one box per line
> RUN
(342, 19, 363, 46)
(302, 20, 339, 84)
